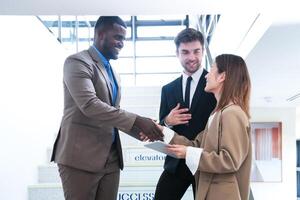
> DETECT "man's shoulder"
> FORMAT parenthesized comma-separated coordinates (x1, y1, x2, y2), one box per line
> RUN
(65, 50, 94, 67)
(67, 49, 90, 60)
(63, 50, 96, 73)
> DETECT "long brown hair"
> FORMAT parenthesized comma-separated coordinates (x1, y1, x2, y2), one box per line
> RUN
(215, 54, 251, 118)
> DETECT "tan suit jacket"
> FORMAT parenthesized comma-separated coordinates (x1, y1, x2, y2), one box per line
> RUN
(171, 104, 251, 200)
(51, 46, 138, 172)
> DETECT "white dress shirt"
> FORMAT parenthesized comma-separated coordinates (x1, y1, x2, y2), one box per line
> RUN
(163, 112, 216, 175)
(165, 67, 203, 127)
(182, 67, 203, 108)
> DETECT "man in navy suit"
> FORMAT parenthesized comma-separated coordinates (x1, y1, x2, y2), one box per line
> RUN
(154, 28, 216, 200)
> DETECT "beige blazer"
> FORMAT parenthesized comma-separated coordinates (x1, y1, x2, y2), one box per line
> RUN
(171, 104, 251, 200)
(51, 46, 138, 172)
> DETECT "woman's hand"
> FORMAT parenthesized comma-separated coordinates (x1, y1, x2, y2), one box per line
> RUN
(166, 144, 187, 158)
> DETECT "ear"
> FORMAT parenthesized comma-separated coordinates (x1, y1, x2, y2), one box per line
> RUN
(99, 31, 105, 40)
(95, 30, 104, 40)
(217, 72, 226, 83)
(176, 50, 179, 57)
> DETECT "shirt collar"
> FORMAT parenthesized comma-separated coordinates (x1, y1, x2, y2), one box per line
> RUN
(182, 67, 203, 84)
(92, 45, 109, 67)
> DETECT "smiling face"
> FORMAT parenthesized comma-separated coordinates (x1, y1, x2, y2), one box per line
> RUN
(96, 23, 126, 60)
(177, 40, 203, 75)
(204, 62, 225, 97)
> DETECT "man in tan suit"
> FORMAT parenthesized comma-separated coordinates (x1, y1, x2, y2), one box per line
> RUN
(51, 16, 163, 200)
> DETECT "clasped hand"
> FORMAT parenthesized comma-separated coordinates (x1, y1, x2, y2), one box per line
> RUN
(134, 116, 164, 141)
(139, 123, 187, 159)
(139, 122, 164, 142)
(165, 103, 192, 126)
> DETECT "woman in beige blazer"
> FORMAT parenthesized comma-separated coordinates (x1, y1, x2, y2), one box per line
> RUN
(162, 54, 252, 200)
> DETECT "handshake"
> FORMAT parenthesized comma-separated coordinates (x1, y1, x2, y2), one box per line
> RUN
(131, 115, 164, 142)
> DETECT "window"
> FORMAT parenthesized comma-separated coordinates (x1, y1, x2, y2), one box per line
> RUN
(251, 122, 282, 182)
(38, 15, 219, 86)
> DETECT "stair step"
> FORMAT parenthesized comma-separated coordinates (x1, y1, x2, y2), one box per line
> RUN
(122, 86, 162, 97)
(46, 141, 166, 164)
(38, 164, 164, 184)
(28, 183, 193, 200)
(121, 105, 159, 119)
(120, 95, 160, 106)
(28, 184, 63, 200)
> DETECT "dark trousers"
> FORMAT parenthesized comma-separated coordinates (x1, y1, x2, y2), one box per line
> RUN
(154, 166, 196, 200)
(58, 144, 120, 200)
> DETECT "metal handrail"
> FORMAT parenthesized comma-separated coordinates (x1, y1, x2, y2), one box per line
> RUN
(196, 15, 220, 69)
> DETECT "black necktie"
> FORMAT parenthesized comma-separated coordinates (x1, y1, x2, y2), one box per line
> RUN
(185, 76, 192, 108)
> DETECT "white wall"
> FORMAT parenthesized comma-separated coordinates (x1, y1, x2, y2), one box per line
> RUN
(250, 107, 296, 200)
(0, 16, 67, 200)
(246, 22, 300, 107)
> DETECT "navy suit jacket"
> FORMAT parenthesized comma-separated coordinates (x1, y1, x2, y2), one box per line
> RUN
(159, 69, 216, 175)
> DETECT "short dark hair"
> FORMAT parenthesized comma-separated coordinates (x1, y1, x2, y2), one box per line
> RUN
(174, 28, 204, 50)
(94, 16, 127, 32)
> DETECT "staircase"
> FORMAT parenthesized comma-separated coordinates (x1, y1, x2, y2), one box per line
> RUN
(27, 86, 193, 200)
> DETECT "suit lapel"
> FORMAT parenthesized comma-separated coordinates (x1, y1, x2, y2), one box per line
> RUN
(190, 70, 208, 113)
(88, 47, 114, 104)
(174, 76, 185, 106)
(111, 67, 121, 106)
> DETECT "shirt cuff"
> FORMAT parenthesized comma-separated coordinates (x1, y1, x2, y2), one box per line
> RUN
(186, 146, 203, 175)
(164, 120, 173, 128)
(163, 127, 175, 144)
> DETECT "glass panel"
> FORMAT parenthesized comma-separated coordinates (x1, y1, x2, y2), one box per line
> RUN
(78, 41, 90, 52)
(136, 57, 182, 73)
(110, 58, 134, 74)
(137, 25, 185, 38)
(61, 27, 74, 39)
(119, 74, 135, 86)
(79, 15, 98, 20)
(61, 42, 76, 54)
(136, 74, 180, 86)
(77, 28, 92, 38)
(119, 15, 131, 22)
(60, 15, 76, 47)
(137, 15, 186, 21)
(136, 40, 176, 56)
(119, 41, 134, 57)
(39, 15, 59, 37)
(77, 23, 93, 49)
(125, 27, 132, 39)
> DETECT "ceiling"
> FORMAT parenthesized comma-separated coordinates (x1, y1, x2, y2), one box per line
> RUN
(1, 0, 300, 108)
(246, 21, 300, 107)
(0, 0, 298, 15)
(209, 12, 300, 107)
